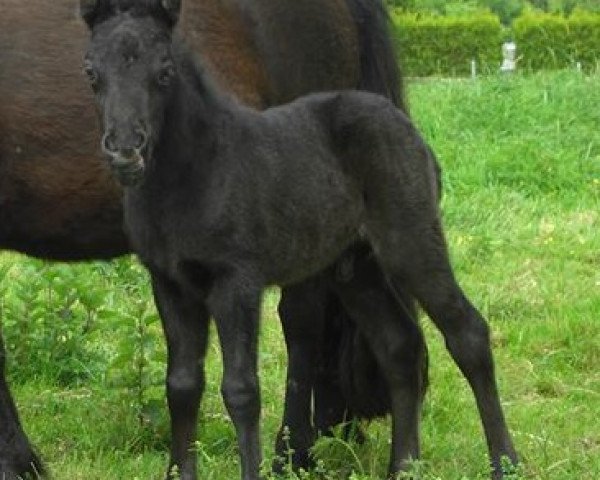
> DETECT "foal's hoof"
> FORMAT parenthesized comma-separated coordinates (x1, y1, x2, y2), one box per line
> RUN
(0, 453, 45, 480)
(491, 456, 521, 480)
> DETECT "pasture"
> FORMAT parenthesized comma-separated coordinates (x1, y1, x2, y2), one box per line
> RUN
(1, 69, 599, 479)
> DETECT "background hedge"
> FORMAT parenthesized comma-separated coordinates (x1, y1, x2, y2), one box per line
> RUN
(392, 9, 600, 76)
(392, 12, 505, 76)
(514, 10, 600, 70)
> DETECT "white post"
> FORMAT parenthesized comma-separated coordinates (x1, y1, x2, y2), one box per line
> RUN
(500, 41, 517, 73)
(471, 59, 477, 79)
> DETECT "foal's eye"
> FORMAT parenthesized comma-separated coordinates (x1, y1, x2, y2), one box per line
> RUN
(83, 61, 98, 86)
(157, 65, 175, 87)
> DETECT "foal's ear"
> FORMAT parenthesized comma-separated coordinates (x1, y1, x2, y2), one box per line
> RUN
(159, 0, 182, 26)
(79, 0, 108, 28)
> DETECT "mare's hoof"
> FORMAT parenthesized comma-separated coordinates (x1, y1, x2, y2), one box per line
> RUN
(340, 422, 366, 445)
(272, 452, 315, 478)
(317, 420, 367, 445)
(273, 426, 316, 476)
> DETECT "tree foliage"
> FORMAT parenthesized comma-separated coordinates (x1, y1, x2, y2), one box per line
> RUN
(483, 0, 525, 25)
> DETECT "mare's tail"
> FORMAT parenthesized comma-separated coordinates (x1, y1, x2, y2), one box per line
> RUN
(322, 267, 429, 423)
(316, 0, 428, 424)
(346, 0, 408, 113)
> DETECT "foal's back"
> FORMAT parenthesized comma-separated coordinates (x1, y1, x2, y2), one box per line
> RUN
(201, 90, 438, 284)
(254, 90, 438, 206)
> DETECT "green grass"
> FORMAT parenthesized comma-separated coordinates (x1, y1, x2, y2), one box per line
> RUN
(1, 70, 599, 479)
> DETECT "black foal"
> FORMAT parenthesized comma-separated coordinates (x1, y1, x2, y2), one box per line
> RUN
(80, 1, 517, 479)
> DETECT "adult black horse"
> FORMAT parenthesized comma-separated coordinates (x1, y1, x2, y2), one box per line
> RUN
(79, 2, 518, 480)
(0, 0, 426, 478)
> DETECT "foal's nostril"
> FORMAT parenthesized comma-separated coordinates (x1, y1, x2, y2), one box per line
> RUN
(102, 128, 147, 156)
(102, 131, 118, 154)
(134, 129, 148, 150)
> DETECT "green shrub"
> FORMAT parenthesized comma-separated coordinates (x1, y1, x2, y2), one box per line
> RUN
(392, 11, 504, 76)
(569, 9, 600, 66)
(513, 12, 570, 69)
(514, 10, 600, 70)
(386, 0, 479, 15)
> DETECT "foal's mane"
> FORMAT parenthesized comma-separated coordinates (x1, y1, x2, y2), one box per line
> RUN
(172, 38, 226, 108)
(82, 0, 178, 28)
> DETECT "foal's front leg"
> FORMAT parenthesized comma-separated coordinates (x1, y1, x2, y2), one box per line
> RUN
(207, 275, 263, 480)
(151, 273, 210, 480)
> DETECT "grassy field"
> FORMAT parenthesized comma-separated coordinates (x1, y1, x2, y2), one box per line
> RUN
(1, 70, 599, 479)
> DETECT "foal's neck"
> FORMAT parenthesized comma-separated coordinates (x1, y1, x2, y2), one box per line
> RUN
(157, 49, 241, 162)
(182, 47, 239, 120)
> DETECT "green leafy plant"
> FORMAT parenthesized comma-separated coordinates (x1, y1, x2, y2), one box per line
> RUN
(2, 260, 106, 385)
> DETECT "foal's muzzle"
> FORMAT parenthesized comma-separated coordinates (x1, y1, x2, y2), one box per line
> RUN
(102, 128, 148, 186)
(110, 149, 146, 187)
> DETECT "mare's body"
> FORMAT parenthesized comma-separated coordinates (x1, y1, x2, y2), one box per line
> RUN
(81, 2, 518, 479)
(0, 0, 418, 478)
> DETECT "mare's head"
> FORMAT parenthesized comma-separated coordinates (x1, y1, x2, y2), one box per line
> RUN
(80, 0, 182, 186)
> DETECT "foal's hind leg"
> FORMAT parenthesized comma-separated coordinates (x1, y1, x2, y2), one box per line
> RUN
(330, 248, 427, 477)
(314, 257, 428, 435)
(372, 220, 518, 479)
(151, 273, 210, 480)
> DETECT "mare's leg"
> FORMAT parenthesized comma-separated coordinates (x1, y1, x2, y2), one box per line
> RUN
(330, 249, 425, 476)
(274, 280, 327, 472)
(207, 274, 262, 480)
(312, 302, 358, 439)
(0, 330, 45, 479)
(372, 218, 518, 479)
(151, 273, 210, 480)
(275, 277, 381, 474)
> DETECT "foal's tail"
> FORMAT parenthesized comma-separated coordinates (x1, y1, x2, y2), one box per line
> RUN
(345, 0, 409, 114)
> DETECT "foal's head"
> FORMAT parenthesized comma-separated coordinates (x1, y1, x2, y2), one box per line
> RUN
(80, 0, 182, 186)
